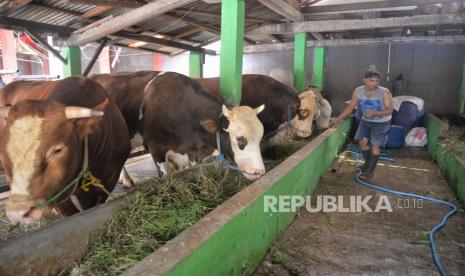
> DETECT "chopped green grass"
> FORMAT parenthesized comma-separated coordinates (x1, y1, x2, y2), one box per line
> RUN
(438, 126, 465, 158)
(73, 136, 317, 275)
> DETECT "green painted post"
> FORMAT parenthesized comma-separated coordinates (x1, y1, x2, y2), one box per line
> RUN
(459, 63, 465, 113)
(219, 0, 245, 106)
(313, 47, 325, 90)
(189, 52, 203, 78)
(61, 46, 81, 77)
(293, 32, 307, 92)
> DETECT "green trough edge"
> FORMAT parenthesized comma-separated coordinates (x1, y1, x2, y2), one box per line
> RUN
(427, 113, 465, 206)
(124, 120, 351, 276)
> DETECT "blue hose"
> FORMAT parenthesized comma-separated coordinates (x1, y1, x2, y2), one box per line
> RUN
(345, 145, 458, 276)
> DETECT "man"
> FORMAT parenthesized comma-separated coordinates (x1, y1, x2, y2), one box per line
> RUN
(330, 70, 393, 179)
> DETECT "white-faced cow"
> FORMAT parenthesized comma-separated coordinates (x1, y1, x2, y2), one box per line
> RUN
(307, 86, 332, 130)
(197, 75, 318, 146)
(140, 72, 266, 180)
(0, 77, 130, 223)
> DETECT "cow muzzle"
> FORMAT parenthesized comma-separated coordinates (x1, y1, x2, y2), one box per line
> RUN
(5, 195, 50, 224)
(243, 168, 265, 180)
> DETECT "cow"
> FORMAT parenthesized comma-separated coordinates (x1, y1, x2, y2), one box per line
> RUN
(140, 72, 266, 180)
(196, 74, 318, 145)
(91, 71, 160, 138)
(307, 86, 332, 130)
(0, 77, 130, 223)
(91, 71, 160, 187)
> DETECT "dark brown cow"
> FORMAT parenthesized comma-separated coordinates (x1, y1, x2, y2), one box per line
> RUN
(91, 71, 160, 138)
(0, 77, 130, 223)
(197, 74, 317, 145)
(140, 72, 266, 180)
(91, 71, 160, 187)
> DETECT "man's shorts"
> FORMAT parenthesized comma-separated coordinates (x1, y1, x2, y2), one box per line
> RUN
(354, 119, 391, 146)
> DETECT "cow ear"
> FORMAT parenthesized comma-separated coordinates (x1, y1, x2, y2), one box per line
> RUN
(298, 93, 306, 99)
(255, 104, 265, 114)
(72, 99, 109, 138)
(200, 118, 218, 134)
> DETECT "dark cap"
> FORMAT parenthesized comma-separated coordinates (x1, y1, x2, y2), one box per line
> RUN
(364, 70, 381, 79)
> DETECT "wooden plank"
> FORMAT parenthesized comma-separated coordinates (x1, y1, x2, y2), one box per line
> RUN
(66, 0, 196, 46)
(2, 0, 32, 15)
(302, 0, 459, 14)
(66, 0, 144, 8)
(258, 0, 304, 21)
(80, 6, 113, 19)
(248, 14, 465, 35)
(0, 16, 74, 35)
(115, 32, 216, 55)
(243, 35, 465, 53)
(28, 3, 82, 17)
(163, 13, 220, 34)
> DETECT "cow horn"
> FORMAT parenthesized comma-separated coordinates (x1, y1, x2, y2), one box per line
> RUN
(0, 106, 11, 118)
(65, 106, 104, 119)
(222, 105, 232, 118)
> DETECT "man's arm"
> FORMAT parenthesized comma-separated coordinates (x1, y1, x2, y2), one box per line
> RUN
(329, 91, 357, 126)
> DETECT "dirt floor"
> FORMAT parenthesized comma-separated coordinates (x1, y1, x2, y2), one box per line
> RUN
(254, 147, 465, 276)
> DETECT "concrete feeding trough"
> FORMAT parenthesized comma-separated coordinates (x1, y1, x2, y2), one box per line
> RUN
(0, 120, 351, 275)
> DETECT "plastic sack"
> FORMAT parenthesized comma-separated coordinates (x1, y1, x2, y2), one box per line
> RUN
(405, 127, 427, 147)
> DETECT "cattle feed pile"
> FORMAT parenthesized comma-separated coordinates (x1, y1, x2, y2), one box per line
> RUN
(70, 136, 317, 275)
(438, 126, 465, 158)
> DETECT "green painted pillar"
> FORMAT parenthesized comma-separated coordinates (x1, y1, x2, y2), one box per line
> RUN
(61, 46, 81, 77)
(219, 0, 245, 106)
(313, 47, 325, 89)
(189, 52, 203, 78)
(293, 32, 307, 92)
(460, 62, 465, 113)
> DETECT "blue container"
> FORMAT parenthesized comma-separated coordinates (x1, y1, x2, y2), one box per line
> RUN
(385, 125, 406, 148)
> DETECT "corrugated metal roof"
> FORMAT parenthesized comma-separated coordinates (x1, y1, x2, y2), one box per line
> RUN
(0, 0, 455, 55)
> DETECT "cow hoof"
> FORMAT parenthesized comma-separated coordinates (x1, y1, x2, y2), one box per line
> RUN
(122, 179, 134, 188)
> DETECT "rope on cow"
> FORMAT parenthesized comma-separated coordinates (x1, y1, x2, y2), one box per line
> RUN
(215, 132, 261, 177)
(32, 136, 112, 209)
(342, 145, 458, 276)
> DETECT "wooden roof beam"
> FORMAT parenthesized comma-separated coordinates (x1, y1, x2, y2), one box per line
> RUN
(66, 0, 196, 46)
(248, 13, 465, 35)
(115, 32, 216, 55)
(80, 6, 113, 19)
(1, 0, 33, 15)
(66, 0, 145, 8)
(257, 0, 304, 21)
(244, 35, 465, 53)
(302, 0, 460, 14)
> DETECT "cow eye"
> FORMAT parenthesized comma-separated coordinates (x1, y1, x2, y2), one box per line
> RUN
(237, 136, 248, 150)
(53, 148, 63, 155)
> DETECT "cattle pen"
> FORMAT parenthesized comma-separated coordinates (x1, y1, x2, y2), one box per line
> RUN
(0, 0, 465, 276)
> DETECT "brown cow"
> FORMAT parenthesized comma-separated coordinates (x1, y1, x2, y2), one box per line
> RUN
(91, 71, 160, 138)
(140, 72, 266, 180)
(91, 71, 160, 187)
(0, 77, 130, 223)
(197, 74, 318, 145)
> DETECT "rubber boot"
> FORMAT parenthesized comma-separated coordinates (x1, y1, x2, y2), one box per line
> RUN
(360, 154, 379, 179)
(357, 150, 370, 171)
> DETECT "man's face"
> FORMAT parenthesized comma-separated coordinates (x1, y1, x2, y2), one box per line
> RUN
(363, 77, 380, 91)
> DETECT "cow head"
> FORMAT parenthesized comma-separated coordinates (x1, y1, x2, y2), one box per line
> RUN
(201, 105, 266, 180)
(0, 99, 107, 224)
(290, 90, 318, 138)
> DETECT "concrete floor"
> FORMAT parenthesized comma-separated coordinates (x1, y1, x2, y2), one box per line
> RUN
(254, 147, 465, 276)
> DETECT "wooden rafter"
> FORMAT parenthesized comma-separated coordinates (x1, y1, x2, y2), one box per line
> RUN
(249, 13, 465, 35)
(302, 0, 460, 14)
(66, 0, 145, 8)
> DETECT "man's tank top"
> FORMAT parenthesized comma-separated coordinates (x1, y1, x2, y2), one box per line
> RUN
(355, 85, 392, 123)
